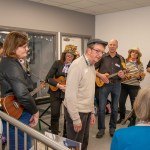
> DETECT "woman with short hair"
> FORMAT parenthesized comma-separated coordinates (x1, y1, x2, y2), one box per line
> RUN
(0, 31, 39, 150)
(111, 87, 150, 150)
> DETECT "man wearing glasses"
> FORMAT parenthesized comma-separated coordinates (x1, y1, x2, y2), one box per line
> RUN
(95, 39, 125, 138)
(64, 39, 108, 150)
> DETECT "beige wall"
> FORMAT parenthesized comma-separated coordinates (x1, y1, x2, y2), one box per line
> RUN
(0, 0, 95, 37)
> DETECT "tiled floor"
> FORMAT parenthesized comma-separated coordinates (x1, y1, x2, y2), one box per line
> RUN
(37, 104, 128, 150)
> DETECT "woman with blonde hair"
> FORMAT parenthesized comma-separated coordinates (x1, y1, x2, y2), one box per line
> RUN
(117, 48, 145, 126)
(111, 87, 150, 150)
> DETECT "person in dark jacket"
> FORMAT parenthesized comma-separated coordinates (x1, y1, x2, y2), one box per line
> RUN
(0, 31, 39, 150)
(46, 44, 77, 135)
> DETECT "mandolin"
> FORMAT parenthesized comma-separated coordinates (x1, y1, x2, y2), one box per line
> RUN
(96, 69, 130, 87)
(96, 71, 145, 87)
(125, 72, 146, 79)
(96, 72, 119, 87)
(49, 76, 66, 91)
(0, 81, 46, 119)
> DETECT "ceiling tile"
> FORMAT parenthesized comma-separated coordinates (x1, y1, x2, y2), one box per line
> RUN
(28, 0, 150, 15)
(88, 0, 120, 4)
(139, 2, 150, 6)
(68, 1, 98, 8)
(35, 0, 62, 6)
(100, 9, 121, 14)
(29, 0, 41, 2)
(129, 0, 150, 7)
(47, 0, 81, 4)
(59, 5, 79, 10)
(75, 8, 96, 15)
(106, 1, 140, 9)
(84, 4, 114, 12)
(129, 0, 150, 3)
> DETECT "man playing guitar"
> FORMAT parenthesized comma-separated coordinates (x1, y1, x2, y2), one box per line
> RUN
(95, 39, 125, 138)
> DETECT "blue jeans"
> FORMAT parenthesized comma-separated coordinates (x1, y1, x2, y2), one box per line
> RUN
(3, 111, 32, 150)
(98, 82, 121, 129)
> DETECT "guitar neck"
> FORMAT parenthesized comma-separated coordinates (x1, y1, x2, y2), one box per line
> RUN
(108, 72, 118, 79)
(127, 73, 145, 77)
(108, 69, 127, 79)
(30, 84, 44, 96)
(129, 74, 139, 77)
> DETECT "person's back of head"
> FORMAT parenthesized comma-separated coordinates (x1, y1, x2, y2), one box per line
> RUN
(134, 87, 150, 122)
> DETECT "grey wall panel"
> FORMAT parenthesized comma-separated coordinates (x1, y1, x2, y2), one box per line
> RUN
(0, 0, 95, 37)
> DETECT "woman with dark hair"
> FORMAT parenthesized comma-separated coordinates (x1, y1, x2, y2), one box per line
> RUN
(111, 87, 150, 150)
(46, 44, 77, 135)
(0, 41, 3, 54)
(0, 31, 39, 150)
(0, 41, 3, 60)
(117, 48, 145, 126)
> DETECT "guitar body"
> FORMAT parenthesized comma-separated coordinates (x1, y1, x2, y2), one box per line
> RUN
(49, 76, 66, 91)
(96, 73, 109, 87)
(1, 95, 23, 119)
(95, 76, 105, 87)
(1, 82, 46, 119)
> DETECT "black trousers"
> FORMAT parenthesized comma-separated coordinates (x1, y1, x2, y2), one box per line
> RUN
(64, 107, 91, 150)
(50, 94, 63, 134)
(119, 84, 140, 120)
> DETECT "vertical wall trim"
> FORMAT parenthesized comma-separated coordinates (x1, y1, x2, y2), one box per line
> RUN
(58, 32, 61, 59)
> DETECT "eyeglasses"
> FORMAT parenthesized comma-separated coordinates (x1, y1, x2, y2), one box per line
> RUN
(91, 48, 105, 55)
(66, 54, 74, 58)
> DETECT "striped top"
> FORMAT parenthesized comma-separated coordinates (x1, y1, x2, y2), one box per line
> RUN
(122, 61, 144, 86)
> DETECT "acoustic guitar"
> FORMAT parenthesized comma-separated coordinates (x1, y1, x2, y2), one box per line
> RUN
(0, 81, 46, 119)
(49, 76, 66, 91)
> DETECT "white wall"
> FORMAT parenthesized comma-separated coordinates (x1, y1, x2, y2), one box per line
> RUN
(95, 6, 150, 109)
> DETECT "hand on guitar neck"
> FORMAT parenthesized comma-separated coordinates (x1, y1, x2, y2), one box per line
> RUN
(118, 70, 125, 79)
